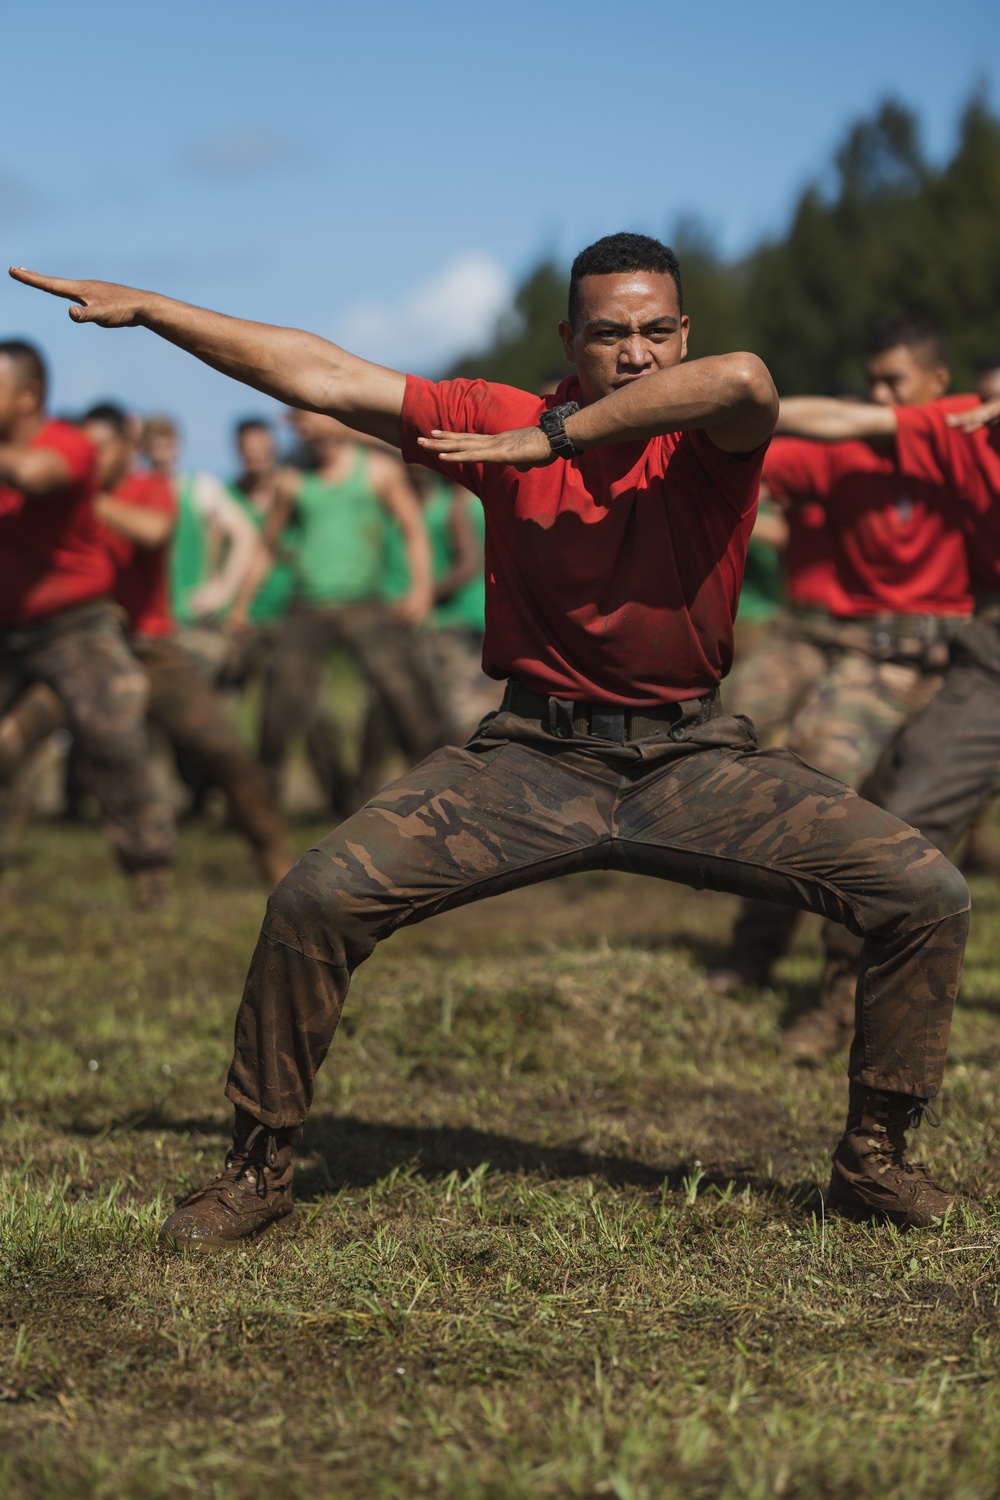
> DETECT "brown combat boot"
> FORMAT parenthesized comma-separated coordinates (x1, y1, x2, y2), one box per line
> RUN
(159, 1109, 295, 1252)
(827, 1084, 954, 1228)
(782, 957, 856, 1063)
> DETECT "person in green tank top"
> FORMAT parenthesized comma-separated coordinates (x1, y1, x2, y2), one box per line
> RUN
(141, 414, 260, 680)
(245, 410, 447, 814)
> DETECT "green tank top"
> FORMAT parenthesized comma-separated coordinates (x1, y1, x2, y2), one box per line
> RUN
(382, 481, 486, 631)
(228, 484, 298, 624)
(426, 485, 486, 632)
(293, 450, 390, 606)
(170, 475, 209, 625)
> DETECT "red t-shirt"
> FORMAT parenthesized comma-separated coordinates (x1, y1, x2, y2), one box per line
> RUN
(763, 398, 976, 618)
(0, 419, 113, 626)
(895, 401, 1000, 593)
(400, 375, 767, 705)
(765, 438, 851, 613)
(103, 472, 177, 636)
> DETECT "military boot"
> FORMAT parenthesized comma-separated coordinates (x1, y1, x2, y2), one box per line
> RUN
(782, 956, 856, 1063)
(827, 1083, 954, 1228)
(159, 1109, 295, 1252)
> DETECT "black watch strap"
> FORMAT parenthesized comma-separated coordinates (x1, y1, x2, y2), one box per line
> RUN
(539, 401, 581, 459)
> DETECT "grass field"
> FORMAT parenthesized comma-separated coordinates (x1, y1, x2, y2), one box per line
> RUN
(3, 817, 1000, 1498)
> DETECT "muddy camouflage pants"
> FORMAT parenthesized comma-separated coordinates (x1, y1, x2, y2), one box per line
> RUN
(726, 617, 828, 743)
(259, 604, 448, 807)
(725, 642, 946, 977)
(134, 635, 286, 857)
(824, 616, 1000, 981)
(225, 698, 969, 1127)
(0, 601, 173, 871)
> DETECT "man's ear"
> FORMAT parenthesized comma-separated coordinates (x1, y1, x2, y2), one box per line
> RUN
(930, 363, 951, 398)
(679, 315, 691, 362)
(557, 320, 576, 364)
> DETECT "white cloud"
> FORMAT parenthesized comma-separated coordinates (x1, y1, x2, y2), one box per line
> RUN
(336, 252, 512, 374)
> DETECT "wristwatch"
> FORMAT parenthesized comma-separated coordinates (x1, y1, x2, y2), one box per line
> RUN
(538, 401, 582, 459)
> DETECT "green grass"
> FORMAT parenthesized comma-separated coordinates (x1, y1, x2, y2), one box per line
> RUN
(3, 820, 1000, 1498)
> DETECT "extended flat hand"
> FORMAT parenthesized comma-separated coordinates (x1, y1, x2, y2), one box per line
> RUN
(417, 426, 556, 470)
(947, 397, 1000, 433)
(9, 267, 146, 327)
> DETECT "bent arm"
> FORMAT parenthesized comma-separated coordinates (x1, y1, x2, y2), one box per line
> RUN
(371, 454, 433, 624)
(0, 442, 72, 495)
(9, 268, 407, 446)
(95, 494, 173, 548)
(776, 397, 897, 442)
(186, 477, 260, 618)
(436, 489, 482, 600)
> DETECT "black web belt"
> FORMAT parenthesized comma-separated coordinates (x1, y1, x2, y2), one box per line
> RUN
(502, 679, 717, 744)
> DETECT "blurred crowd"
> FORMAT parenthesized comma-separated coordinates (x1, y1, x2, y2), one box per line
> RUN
(0, 349, 499, 903)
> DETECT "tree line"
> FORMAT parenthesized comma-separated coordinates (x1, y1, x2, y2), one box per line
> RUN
(449, 95, 1000, 395)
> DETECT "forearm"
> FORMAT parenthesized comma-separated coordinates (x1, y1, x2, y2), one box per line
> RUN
(0, 443, 70, 494)
(94, 495, 172, 547)
(777, 398, 897, 442)
(401, 518, 433, 601)
(564, 355, 775, 448)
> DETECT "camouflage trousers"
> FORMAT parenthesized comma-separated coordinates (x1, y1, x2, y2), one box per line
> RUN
(225, 697, 969, 1128)
(726, 613, 829, 744)
(0, 601, 174, 871)
(724, 639, 946, 976)
(259, 604, 450, 812)
(825, 615, 1000, 979)
(133, 635, 287, 857)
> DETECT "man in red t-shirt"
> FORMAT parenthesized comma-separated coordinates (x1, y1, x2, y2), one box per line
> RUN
(0, 339, 173, 894)
(80, 404, 293, 887)
(712, 317, 975, 1045)
(12, 239, 970, 1241)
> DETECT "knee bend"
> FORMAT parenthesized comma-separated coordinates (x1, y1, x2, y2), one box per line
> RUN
(891, 852, 970, 932)
(262, 850, 366, 965)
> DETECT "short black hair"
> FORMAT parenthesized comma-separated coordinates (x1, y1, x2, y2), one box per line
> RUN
(82, 401, 130, 436)
(568, 233, 682, 327)
(0, 338, 48, 400)
(866, 314, 951, 369)
(235, 416, 272, 438)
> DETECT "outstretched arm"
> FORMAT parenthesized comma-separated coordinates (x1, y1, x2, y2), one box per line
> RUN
(949, 396, 1000, 433)
(0, 441, 72, 495)
(775, 397, 897, 442)
(418, 353, 777, 468)
(8, 268, 407, 447)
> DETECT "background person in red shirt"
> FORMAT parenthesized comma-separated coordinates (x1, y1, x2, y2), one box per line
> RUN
(11, 238, 971, 1243)
(710, 316, 975, 1056)
(80, 404, 293, 889)
(0, 339, 173, 898)
(772, 385, 1000, 1023)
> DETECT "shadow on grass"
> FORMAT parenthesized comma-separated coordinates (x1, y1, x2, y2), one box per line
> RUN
(68, 1107, 820, 1213)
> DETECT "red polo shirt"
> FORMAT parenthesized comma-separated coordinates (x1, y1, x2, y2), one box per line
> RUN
(895, 401, 1000, 593)
(401, 375, 767, 706)
(102, 471, 177, 637)
(762, 398, 976, 617)
(0, 419, 113, 626)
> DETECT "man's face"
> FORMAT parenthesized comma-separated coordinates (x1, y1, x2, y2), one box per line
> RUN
(0, 357, 41, 440)
(83, 420, 132, 489)
(976, 367, 1000, 403)
(143, 430, 178, 472)
(237, 426, 276, 476)
(558, 272, 689, 403)
(866, 345, 950, 407)
(285, 409, 353, 448)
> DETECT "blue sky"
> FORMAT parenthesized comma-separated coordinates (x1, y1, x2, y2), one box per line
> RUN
(2, 0, 997, 471)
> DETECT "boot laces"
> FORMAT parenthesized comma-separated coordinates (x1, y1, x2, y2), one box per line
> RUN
(224, 1122, 282, 1199)
(866, 1097, 939, 1177)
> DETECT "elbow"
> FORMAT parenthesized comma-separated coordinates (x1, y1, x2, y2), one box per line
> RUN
(731, 354, 777, 413)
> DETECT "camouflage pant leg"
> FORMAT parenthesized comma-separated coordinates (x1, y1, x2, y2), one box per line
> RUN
(727, 648, 943, 975)
(336, 606, 449, 762)
(136, 636, 287, 856)
(225, 714, 968, 1127)
(724, 625, 827, 744)
(823, 625, 1000, 983)
(258, 611, 339, 800)
(25, 611, 175, 871)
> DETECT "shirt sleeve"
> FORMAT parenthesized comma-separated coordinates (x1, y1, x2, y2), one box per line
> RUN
(763, 437, 836, 503)
(895, 404, 971, 492)
(685, 428, 769, 516)
(400, 375, 543, 497)
(34, 423, 95, 487)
